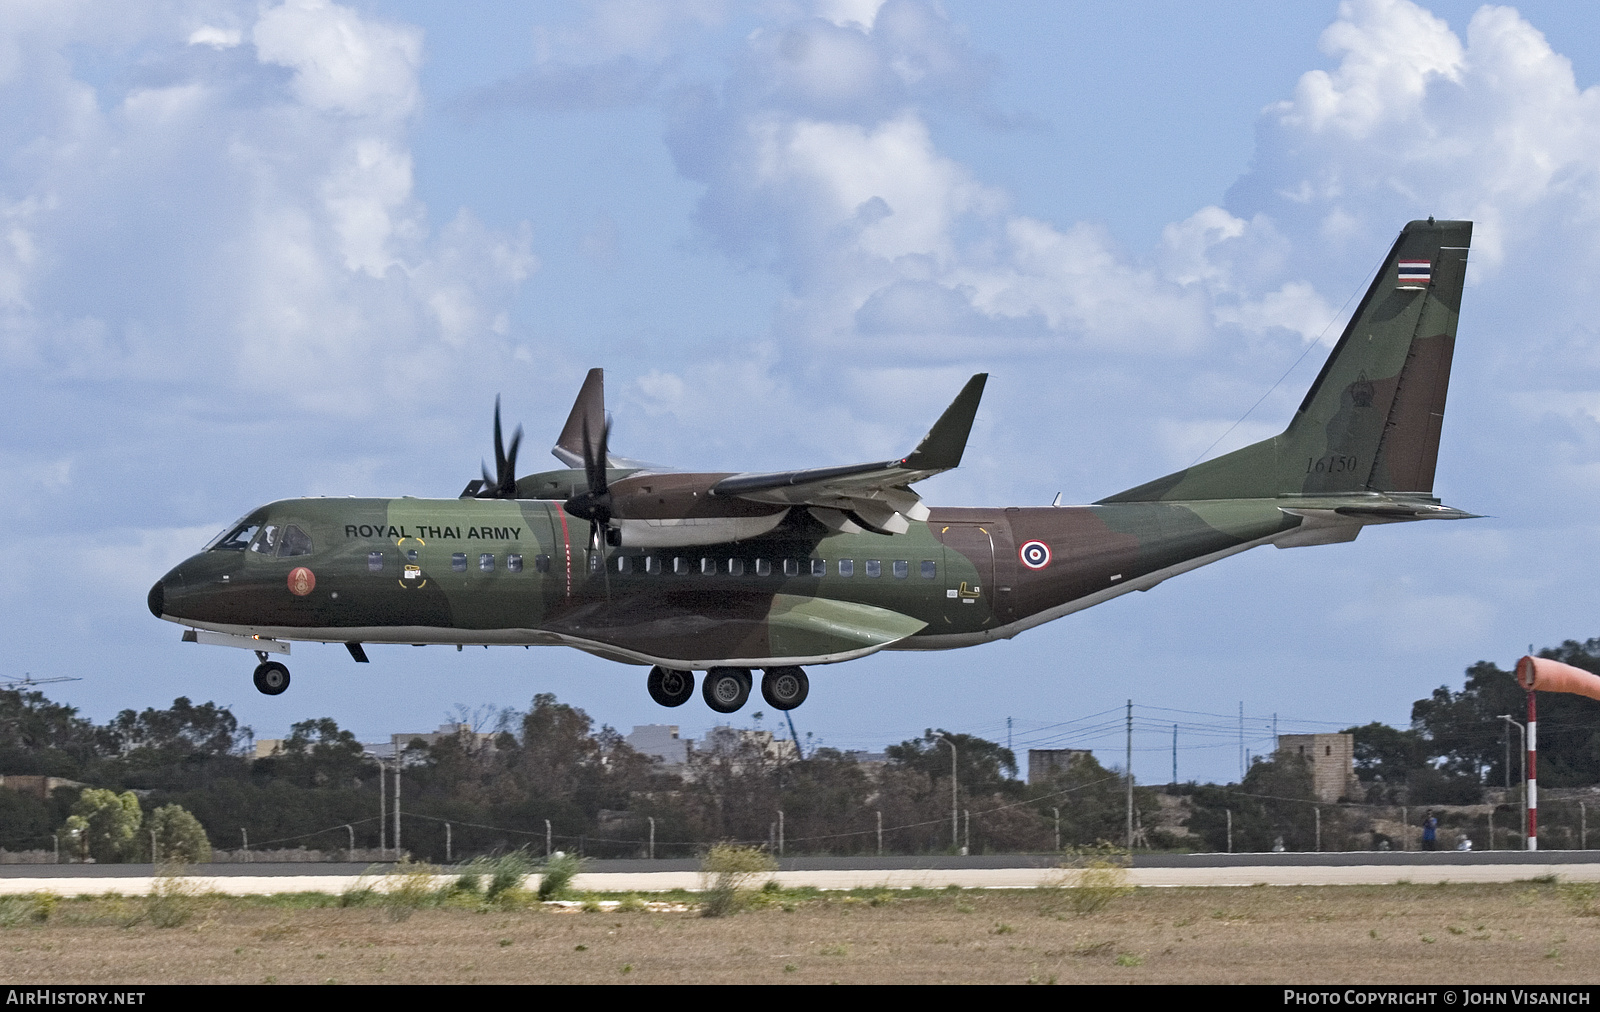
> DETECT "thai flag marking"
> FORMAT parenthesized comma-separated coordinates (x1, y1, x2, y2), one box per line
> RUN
(1397, 259, 1431, 284)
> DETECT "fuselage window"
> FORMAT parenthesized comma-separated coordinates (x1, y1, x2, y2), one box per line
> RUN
(700, 557, 716, 575)
(250, 524, 282, 556)
(674, 557, 690, 575)
(921, 560, 937, 578)
(727, 558, 745, 576)
(811, 559, 826, 577)
(893, 560, 909, 579)
(616, 555, 631, 573)
(507, 554, 523, 573)
(480, 553, 495, 572)
(534, 554, 551, 573)
(838, 559, 854, 577)
(755, 558, 771, 576)
(451, 553, 467, 572)
(865, 560, 881, 578)
(207, 521, 260, 552)
(782, 558, 798, 577)
(368, 551, 384, 572)
(645, 556, 660, 574)
(279, 525, 313, 557)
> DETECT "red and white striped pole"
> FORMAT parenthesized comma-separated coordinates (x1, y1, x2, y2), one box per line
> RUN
(1526, 686, 1537, 851)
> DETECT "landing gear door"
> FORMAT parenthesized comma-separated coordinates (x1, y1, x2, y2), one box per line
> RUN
(940, 524, 995, 628)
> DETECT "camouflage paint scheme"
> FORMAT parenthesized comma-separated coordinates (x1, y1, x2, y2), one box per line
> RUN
(151, 220, 1475, 674)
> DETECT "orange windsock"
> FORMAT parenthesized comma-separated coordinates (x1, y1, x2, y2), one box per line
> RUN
(1515, 656, 1600, 701)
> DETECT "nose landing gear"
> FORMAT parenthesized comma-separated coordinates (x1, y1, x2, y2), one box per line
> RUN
(253, 651, 290, 695)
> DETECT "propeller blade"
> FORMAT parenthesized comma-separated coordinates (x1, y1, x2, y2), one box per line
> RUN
(478, 395, 523, 499)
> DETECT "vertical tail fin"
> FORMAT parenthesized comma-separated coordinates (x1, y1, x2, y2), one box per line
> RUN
(1100, 218, 1472, 503)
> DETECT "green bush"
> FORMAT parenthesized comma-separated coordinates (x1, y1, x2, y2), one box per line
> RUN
(699, 844, 777, 918)
(63, 789, 142, 863)
(148, 804, 211, 864)
(537, 852, 582, 901)
(1055, 842, 1133, 916)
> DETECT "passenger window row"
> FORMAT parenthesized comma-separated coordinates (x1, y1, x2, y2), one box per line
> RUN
(364, 552, 937, 579)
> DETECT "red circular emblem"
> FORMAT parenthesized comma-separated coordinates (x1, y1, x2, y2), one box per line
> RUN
(1019, 540, 1051, 570)
(287, 567, 316, 596)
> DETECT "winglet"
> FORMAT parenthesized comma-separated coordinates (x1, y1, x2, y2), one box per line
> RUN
(900, 373, 987, 471)
(553, 368, 605, 467)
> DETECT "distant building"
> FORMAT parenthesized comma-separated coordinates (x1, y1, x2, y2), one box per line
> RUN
(1276, 733, 1357, 803)
(0, 775, 83, 798)
(392, 722, 497, 759)
(626, 725, 689, 767)
(1028, 748, 1094, 784)
(253, 739, 284, 760)
(700, 726, 798, 764)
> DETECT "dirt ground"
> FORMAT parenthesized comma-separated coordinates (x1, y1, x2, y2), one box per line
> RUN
(4, 882, 1600, 985)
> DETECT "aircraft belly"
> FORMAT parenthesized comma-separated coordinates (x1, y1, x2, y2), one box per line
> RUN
(541, 589, 925, 667)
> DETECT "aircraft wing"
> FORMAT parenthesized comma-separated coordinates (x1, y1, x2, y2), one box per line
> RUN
(710, 373, 986, 534)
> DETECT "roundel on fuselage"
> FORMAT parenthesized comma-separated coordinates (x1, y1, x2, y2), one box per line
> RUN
(1019, 540, 1050, 570)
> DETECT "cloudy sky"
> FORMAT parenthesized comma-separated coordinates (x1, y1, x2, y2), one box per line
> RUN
(4, 0, 1600, 784)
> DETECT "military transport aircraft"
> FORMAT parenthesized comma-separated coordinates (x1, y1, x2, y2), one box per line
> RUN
(149, 219, 1477, 714)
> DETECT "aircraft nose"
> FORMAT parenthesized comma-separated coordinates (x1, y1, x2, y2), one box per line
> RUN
(148, 579, 164, 618)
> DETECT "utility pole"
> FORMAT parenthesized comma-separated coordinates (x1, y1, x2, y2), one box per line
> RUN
(935, 733, 958, 851)
(1007, 716, 1012, 755)
(545, 819, 552, 858)
(876, 811, 882, 856)
(778, 810, 785, 858)
(1125, 699, 1134, 849)
(378, 758, 387, 855)
(393, 760, 402, 859)
(1053, 808, 1060, 852)
(1238, 702, 1245, 781)
(648, 817, 656, 860)
(1171, 724, 1178, 788)
(445, 823, 453, 863)
(1498, 714, 1527, 846)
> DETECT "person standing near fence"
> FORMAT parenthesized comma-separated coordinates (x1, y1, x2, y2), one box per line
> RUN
(1422, 812, 1438, 851)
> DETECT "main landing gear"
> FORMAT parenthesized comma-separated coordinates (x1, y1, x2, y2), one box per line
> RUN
(647, 665, 695, 707)
(252, 658, 290, 695)
(649, 665, 809, 713)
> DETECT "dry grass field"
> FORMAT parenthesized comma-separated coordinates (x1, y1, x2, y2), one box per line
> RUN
(4, 880, 1600, 984)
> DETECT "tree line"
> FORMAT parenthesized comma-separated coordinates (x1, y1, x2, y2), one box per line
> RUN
(0, 689, 1150, 861)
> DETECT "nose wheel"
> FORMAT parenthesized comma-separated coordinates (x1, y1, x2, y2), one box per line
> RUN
(647, 666, 694, 707)
(253, 661, 291, 695)
(761, 666, 809, 710)
(702, 667, 752, 713)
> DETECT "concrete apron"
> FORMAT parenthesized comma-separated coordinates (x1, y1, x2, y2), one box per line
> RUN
(6, 864, 1600, 896)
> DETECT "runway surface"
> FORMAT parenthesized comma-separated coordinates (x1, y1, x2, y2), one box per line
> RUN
(2, 852, 1596, 895)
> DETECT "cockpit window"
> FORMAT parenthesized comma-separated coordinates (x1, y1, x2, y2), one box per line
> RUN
(281, 525, 313, 557)
(249, 524, 283, 556)
(237, 522, 315, 558)
(208, 521, 260, 552)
